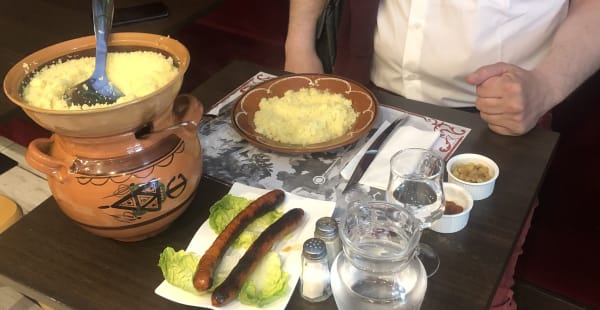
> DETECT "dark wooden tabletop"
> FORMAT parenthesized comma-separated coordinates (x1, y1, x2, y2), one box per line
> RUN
(0, 60, 559, 310)
(0, 0, 223, 124)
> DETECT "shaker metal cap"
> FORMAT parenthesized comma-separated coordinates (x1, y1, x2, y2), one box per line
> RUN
(314, 217, 338, 239)
(303, 237, 327, 259)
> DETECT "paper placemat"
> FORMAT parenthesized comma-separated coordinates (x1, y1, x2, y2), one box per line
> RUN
(197, 72, 471, 204)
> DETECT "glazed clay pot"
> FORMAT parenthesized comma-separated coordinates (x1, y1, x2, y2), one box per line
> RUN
(26, 95, 203, 241)
(3, 33, 203, 241)
(3, 32, 190, 138)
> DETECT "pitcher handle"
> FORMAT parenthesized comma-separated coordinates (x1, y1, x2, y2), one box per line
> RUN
(26, 137, 67, 182)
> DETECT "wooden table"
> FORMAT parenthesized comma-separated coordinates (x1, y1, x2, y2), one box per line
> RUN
(0, 60, 559, 309)
(0, 0, 222, 123)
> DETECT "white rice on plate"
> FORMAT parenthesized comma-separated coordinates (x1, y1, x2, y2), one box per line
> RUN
(254, 88, 358, 145)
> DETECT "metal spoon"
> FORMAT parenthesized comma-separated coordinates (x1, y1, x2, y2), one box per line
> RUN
(65, 0, 123, 106)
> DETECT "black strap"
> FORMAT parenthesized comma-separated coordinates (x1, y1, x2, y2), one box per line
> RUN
(316, 0, 343, 73)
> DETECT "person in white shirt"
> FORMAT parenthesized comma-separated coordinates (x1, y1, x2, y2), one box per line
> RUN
(284, 0, 600, 136)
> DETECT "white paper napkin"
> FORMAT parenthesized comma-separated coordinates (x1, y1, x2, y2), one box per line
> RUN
(340, 120, 392, 180)
(155, 182, 335, 310)
(341, 122, 440, 191)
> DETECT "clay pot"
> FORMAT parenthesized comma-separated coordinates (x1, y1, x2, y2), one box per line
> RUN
(2, 33, 204, 241)
(3, 32, 190, 138)
(26, 95, 203, 241)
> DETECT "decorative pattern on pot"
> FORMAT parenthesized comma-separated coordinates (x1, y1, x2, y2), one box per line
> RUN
(27, 132, 202, 242)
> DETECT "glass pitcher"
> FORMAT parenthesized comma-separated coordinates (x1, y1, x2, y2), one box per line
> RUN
(331, 201, 427, 310)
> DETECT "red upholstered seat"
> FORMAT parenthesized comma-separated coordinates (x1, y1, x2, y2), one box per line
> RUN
(515, 70, 600, 309)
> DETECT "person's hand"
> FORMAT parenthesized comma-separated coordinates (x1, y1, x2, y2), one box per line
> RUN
(466, 62, 554, 136)
(284, 44, 324, 74)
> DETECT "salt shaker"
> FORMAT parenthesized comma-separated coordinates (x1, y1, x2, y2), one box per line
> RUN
(314, 217, 341, 267)
(300, 238, 332, 302)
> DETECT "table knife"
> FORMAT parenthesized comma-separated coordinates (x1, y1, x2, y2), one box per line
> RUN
(342, 116, 408, 194)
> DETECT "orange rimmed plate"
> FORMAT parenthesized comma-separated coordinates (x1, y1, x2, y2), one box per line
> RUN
(231, 74, 379, 154)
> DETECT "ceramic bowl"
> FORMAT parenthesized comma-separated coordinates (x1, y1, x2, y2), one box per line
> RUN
(231, 74, 379, 153)
(446, 153, 499, 200)
(3, 32, 190, 138)
(431, 183, 474, 233)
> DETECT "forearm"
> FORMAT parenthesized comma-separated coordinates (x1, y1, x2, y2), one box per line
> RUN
(285, 0, 328, 53)
(534, 0, 600, 107)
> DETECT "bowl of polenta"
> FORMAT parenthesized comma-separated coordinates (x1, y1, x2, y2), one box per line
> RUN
(231, 74, 379, 154)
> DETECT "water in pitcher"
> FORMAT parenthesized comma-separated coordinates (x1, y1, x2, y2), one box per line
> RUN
(331, 202, 428, 310)
(331, 245, 427, 309)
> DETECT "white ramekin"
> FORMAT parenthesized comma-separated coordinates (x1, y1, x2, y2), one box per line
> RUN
(446, 153, 499, 201)
(431, 183, 474, 233)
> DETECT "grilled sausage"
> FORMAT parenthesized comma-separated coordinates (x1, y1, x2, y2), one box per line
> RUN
(193, 189, 285, 292)
(211, 208, 305, 307)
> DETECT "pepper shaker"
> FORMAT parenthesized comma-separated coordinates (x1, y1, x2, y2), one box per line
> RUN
(314, 217, 341, 267)
(300, 238, 332, 302)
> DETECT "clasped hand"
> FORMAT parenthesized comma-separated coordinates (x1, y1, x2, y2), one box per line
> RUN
(466, 62, 554, 136)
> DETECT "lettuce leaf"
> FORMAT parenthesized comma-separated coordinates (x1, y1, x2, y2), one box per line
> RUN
(209, 194, 283, 249)
(158, 247, 200, 294)
(158, 194, 291, 307)
(209, 194, 252, 233)
(239, 251, 290, 307)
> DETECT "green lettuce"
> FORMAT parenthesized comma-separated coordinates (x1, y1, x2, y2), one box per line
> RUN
(158, 247, 289, 306)
(158, 247, 200, 294)
(239, 251, 290, 307)
(209, 194, 283, 249)
(158, 194, 291, 307)
(209, 194, 252, 233)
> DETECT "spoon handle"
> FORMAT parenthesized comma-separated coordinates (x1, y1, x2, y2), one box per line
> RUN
(92, 0, 114, 77)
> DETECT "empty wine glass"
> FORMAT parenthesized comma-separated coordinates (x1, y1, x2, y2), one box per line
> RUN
(386, 148, 445, 277)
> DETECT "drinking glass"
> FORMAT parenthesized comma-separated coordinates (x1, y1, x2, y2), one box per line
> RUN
(386, 148, 445, 277)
